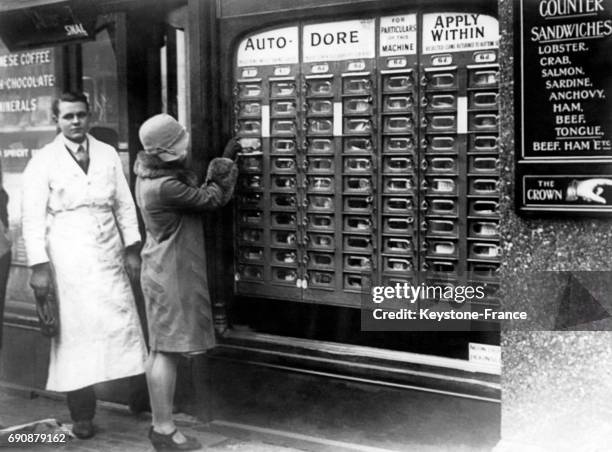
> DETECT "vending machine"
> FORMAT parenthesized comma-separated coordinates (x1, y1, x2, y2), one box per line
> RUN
(222, 2, 501, 369)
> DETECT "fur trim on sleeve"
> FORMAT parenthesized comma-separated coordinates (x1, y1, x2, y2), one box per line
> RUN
(205, 157, 238, 205)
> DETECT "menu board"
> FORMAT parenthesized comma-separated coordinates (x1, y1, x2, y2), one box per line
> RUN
(516, 0, 612, 214)
(0, 41, 59, 264)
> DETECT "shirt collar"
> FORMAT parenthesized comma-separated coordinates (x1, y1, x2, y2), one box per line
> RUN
(63, 135, 89, 154)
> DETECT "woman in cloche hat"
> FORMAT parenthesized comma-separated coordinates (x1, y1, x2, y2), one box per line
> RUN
(134, 113, 240, 451)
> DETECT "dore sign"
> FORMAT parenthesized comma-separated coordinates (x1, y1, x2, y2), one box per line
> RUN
(516, 0, 612, 215)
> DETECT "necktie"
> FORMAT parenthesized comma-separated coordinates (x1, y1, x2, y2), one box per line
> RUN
(75, 145, 89, 172)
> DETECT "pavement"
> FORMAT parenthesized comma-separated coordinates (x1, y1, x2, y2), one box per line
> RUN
(0, 384, 303, 452)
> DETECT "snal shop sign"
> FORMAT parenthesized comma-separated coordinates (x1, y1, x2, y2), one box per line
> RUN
(515, 0, 612, 215)
(0, 0, 96, 51)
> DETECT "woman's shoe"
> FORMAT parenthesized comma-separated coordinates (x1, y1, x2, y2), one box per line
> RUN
(148, 427, 202, 451)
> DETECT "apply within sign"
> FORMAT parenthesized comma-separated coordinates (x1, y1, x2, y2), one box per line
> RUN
(0, 0, 96, 51)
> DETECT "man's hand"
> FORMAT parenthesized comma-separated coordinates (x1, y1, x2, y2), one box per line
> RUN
(575, 178, 612, 204)
(222, 137, 242, 160)
(30, 262, 52, 302)
(125, 245, 141, 282)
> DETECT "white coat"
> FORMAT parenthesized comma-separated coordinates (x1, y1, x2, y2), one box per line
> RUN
(22, 134, 147, 392)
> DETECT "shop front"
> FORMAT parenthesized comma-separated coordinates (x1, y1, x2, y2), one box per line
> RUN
(0, 0, 501, 446)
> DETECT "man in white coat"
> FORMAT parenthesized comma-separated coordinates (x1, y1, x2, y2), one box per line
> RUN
(22, 92, 147, 439)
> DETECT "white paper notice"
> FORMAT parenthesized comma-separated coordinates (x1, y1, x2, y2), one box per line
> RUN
(303, 19, 375, 63)
(237, 26, 299, 67)
(380, 14, 417, 56)
(422, 13, 499, 54)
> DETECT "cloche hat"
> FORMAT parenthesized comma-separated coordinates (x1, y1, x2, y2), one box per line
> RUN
(139, 113, 189, 162)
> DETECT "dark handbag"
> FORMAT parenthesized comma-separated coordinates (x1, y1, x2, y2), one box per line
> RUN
(35, 286, 59, 338)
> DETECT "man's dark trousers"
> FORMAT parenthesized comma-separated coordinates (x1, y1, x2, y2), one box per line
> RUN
(67, 386, 96, 421)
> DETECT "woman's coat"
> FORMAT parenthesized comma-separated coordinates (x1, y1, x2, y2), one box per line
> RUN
(134, 152, 237, 353)
(22, 134, 147, 392)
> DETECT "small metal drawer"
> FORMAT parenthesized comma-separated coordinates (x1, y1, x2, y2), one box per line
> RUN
(271, 267, 298, 284)
(383, 115, 413, 134)
(469, 113, 498, 132)
(237, 83, 262, 98)
(238, 192, 263, 208)
(237, 265, 263, 281)
(308, 138, 335, 154)
(307, 99, 333, 116)
(425, 219, 458, 236)
(308, 157, 334, 173)
(344, 118, 373, 135)
(468, 262, 499, 278)
(308, 118, 333, 135)
(273, 249, 298, 265)
(343, 235, 373, 253)
(469, 242, 500, 260)
(238, 101, 262, 117)
(383, 257, 413, 272)
(469, 91, 498, 109)
(272, 119, 297, 135)
(423, 114, 456, 132)
(383, 136, 415, 153)
(239, 210, 263, 226)
(468, 156, 498, 174)
(271, 230, 297, 246)
(308, 195, 334, 211)
(425, 239, 457, 257)
(240, 228, 263, 245)
(383, 94, 413, 112)
(272, 138, 296, 153)
(307, 79, 333, 97)
(308, 214, 335, 230)
(344, 254, 372, 272)
(344, 97, 373, 115)
(344, 273, 364, 291)
(344, 156, 373, 173)
(422, 92, 456, 110)
(271, 100, 296, 116)
(469, 220, 499, 238)
(271, 175, 296, 191)
(237, 120, 261, 135)
(344, 176, 372, 193)
(468, 68, 499, 88)
(271, 213, 296, 228)
(423, 198, 458, 216)
(382, 73, 414, 92)
(383, 197, 412, 213)
(469, 199, 499, 217)
(240, 175, 263, 190)
(307, 233, 335, 250)
(383, 216, 413, 234)
(425, 156, 457, 174)
(344, 137, 374, 153)
(239, 247, 263, 263)
(383, 177, 413, 194)
(469, 178, 499, 195)
(307, 176, 334, 192)
(343, 196, 372, 213)
(383, 237, 412, 255)
(271, 193, 297, 209)
(422, 135, 458, 154)
(308, 252, 335, 270)
(239, 156, 263, 172)
(423, 258, 458, 275)
(470, 135, 498, 153)
(421, 70, 457, 90)
(270, 80, 296, 97)
(423, 177, 457, 195)
(343, 77, 372, 95)
(271, 157, 296, 173)
(309, 271, 335, 288)
(343, 215, 372, 233)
